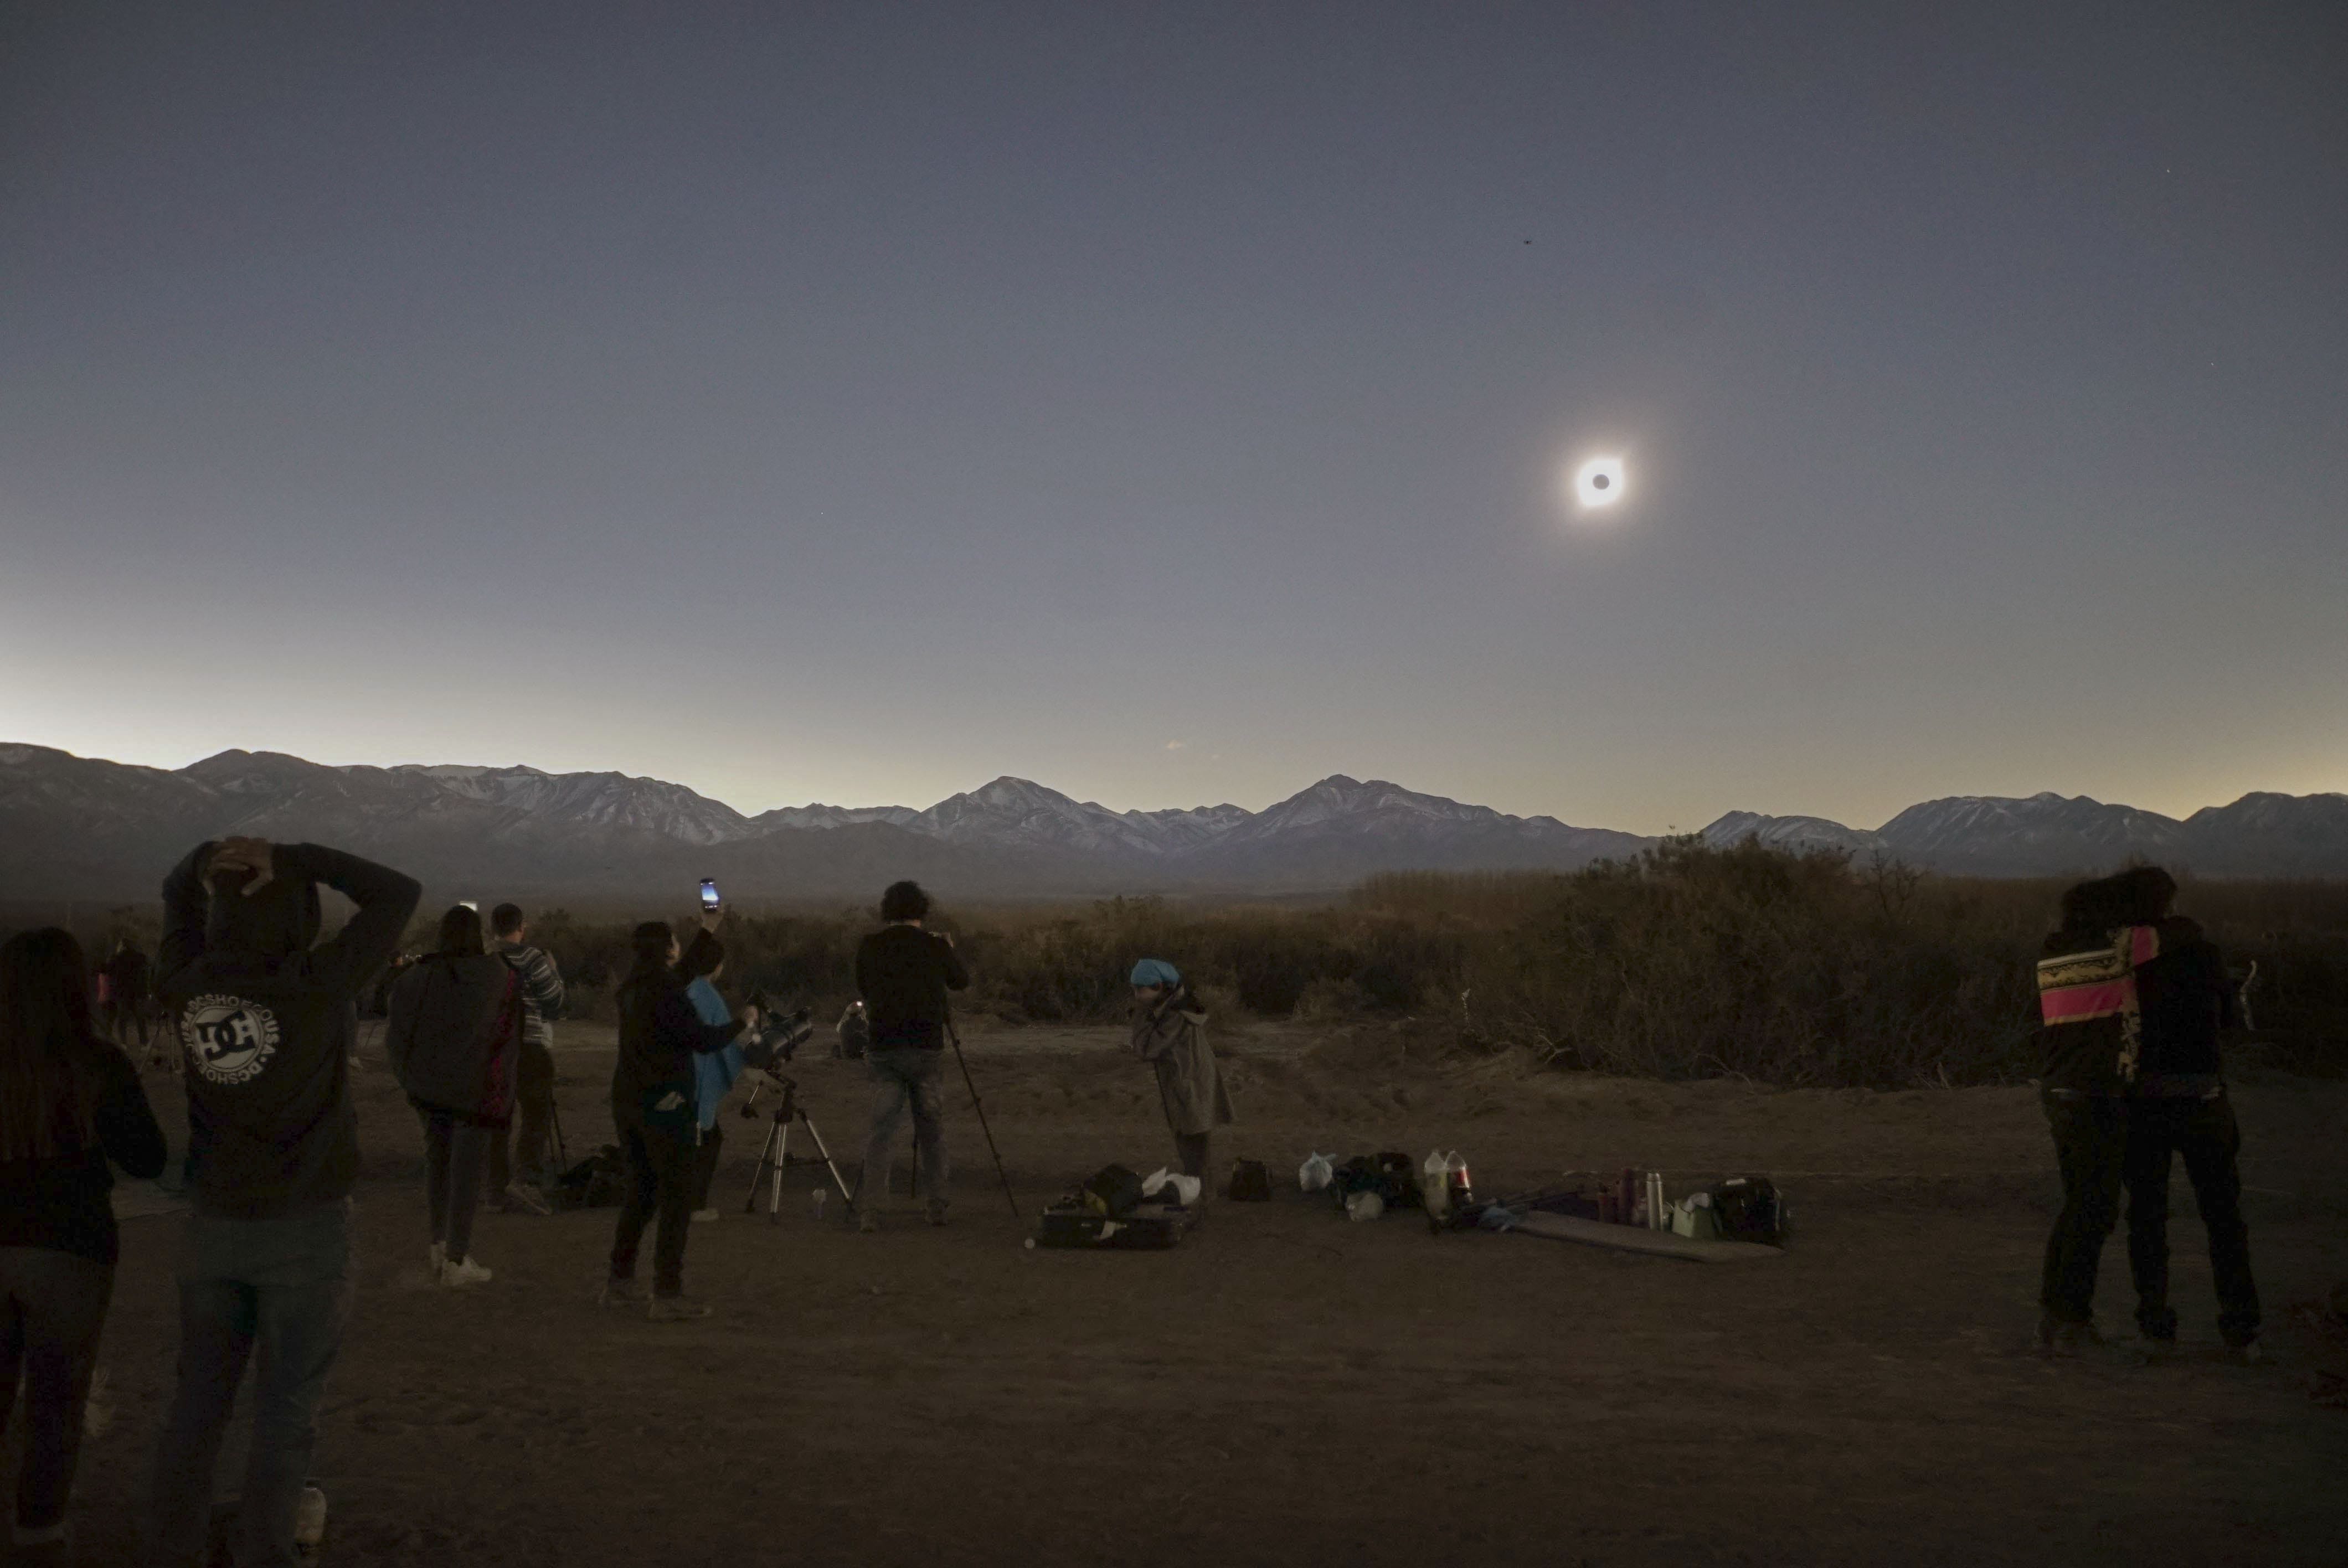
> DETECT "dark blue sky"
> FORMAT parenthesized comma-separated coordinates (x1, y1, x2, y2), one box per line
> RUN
(4, 2, 2342, 831)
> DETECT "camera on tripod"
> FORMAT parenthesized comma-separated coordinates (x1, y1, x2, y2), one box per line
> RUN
(740, 990, 813, 1071)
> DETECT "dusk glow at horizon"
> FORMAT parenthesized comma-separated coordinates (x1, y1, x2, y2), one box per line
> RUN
(2, 4, 2343, 833)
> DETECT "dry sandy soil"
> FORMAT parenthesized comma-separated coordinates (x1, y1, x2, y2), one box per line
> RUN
(32, 1017, 2348, 1567)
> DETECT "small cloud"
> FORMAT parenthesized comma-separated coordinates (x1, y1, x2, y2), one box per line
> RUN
(1163, 740, 1187, 751)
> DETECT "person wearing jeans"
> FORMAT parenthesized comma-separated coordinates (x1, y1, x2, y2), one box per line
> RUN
(146, 1204, 353, 1565)
(386, 905, 522, 1288)
(2125, 1093, 2259, 1350)
(851, 882, 969, 1230)
(856, 1049, 950, 1225)
(1, 928, 168, 1560)
(147, 837, 420, 1567)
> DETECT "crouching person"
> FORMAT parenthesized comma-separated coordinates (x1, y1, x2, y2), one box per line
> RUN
(1129, 961, 1233, 1195)
(147, 838, 420, 1567)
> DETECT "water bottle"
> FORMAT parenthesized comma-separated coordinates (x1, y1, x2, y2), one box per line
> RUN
(1420, 1152, 1450, 1218)
(1345, 1190, 1385, 1221)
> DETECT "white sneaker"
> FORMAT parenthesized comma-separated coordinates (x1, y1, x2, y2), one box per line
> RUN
(294, 1486, 328, 1551)
(440, 1256, 493, 1288)
(428, 1240, 446, 1273)
(690, 1208, 720, 1224)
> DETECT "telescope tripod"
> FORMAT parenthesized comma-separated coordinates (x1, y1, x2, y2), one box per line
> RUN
(740, 1076, 852, 1221)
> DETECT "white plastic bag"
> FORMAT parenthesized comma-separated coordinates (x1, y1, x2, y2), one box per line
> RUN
(1141, 1168, 1202, 1206)
(1300, 1152, 1335, 1193)
(1345, 1190, 1385, 1221)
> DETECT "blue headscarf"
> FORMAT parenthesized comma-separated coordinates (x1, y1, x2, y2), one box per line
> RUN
(1130, 958, 1181, 988)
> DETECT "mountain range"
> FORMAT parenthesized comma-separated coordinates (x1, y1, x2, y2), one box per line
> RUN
(3, 742, 2344, 904)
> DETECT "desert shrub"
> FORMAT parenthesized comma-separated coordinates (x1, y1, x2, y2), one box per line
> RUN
(297, 851, 2348, 1087)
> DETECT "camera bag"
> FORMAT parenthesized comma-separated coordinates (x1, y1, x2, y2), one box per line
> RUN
(1706, 1176, 1790, 1246)
(1082, 1164, 1146, 1219)
(1226, 1159, 1273, 1202)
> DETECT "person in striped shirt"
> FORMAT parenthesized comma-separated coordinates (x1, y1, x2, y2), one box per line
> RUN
(487, 904, 566, 1214)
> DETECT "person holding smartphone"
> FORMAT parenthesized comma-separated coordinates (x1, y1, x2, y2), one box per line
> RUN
(600, 895, 753, 1321)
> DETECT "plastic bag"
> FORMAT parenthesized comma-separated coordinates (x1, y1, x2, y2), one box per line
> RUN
(1140, 1169, 1202, 1206)
(1345, 1190, 1385, 1221)
(1299, 1152, 1335, 1193)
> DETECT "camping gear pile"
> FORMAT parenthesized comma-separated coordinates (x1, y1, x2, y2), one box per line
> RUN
(1028, 1163, 1203, 1250)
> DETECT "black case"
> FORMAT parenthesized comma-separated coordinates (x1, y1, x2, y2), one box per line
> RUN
(1033, 1201, 1199, 1250)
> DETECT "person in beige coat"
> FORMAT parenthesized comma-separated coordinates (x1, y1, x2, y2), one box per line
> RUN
(1129, 959, 1234, 1189)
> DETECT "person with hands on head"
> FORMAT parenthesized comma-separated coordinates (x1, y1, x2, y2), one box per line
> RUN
(601, 903, 754, 1321)
(145, 835, 420, 1568)
(1, 927, 168, 1564)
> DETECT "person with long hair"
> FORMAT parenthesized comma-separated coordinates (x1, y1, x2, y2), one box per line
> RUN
(385, 906, 524, 1288)
(0, 927, 167, 1560)
(603, 910, 751, 1320)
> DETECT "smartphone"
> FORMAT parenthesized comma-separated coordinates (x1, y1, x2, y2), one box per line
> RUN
(698, 878, 721, 912)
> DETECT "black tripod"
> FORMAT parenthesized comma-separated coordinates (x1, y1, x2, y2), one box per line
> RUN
(740, 1074, 851, 1221)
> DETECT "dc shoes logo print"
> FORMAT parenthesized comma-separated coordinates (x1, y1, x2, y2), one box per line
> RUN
(180, 994, 282, 1086)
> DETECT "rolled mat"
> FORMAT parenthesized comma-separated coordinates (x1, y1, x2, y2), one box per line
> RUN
(1512, 1210, 1782, 1263)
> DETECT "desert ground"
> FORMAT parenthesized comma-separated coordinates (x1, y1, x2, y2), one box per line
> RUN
(35, 1018, 2348, 1567)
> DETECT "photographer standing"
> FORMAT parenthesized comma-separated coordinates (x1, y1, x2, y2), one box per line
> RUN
(851, 881, 968, 1231)
(1128, 960, 1233, 1193)
(602, 912, 751, 1321)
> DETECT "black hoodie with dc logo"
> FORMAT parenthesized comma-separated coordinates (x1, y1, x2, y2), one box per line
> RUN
(158, 842, 421, 1219)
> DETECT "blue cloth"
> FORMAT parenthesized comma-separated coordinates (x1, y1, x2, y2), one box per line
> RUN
(1130, 958, 1181, 988)
(684, 978, 744, 1131)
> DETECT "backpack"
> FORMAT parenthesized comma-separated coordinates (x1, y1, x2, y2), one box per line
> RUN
(1331, 1152, 1420, 1210)
(1707, 1176, 1790, 1246)
(1082, 1164, 1146, 1219)
(552, 1144, 628, 1210)
(387, 955, 522, 1121)
(1225, 1159, 1273, 1202)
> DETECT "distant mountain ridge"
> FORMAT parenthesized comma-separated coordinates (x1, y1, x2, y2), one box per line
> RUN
(2, 742, 2342, 902)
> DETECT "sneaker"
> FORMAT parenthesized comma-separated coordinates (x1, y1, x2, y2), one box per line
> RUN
(294, 1486, 328, 1551)
(2233, 1338, 2266, 1366)
(858, 1208, 882, 1234)
(926, 1199, 950, 1228)
(440, 1256, 493, 1288)
(691, 1208, 720, 1224)
(2037, 1316, 2105, 1358)
(428, 1240, 446, 1273)
(501, 1183, 553, 1217)
(597, 1277, 646, 1308)
(647, 1295, 713, 1322)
